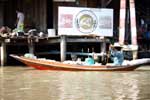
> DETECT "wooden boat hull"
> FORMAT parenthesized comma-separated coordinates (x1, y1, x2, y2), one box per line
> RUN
(10, 54, 146, 71)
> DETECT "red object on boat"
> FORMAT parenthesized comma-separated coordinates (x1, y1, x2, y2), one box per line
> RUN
(10, 54, 146, 71)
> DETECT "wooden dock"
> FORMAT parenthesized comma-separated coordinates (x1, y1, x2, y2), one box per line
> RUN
(0, 36, 110, 66)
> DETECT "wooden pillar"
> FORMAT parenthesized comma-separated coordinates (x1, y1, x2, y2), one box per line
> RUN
(129, 0, 138, 59)
(60, 35, 66, 62)
(101, 41, 106, 53)
(28, 39, 34, 54)
(119, 0, 126, 45)
(1, 42, 6, 66)
(130, 0, 137, 45)
(28, 43, 34, 54)
(101, 38, 106, 53)
(100, 38, 107, 64)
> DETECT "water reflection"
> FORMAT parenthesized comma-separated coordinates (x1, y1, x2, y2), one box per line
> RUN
(0, 66, 4, 100)
(111, 73, 140, 100)
(0, 66, 150, 100)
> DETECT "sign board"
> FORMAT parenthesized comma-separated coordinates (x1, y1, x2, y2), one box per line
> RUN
(58, 7, 113, 37)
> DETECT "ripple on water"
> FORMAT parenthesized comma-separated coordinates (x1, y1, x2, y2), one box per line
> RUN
(0, 66, 150, 100)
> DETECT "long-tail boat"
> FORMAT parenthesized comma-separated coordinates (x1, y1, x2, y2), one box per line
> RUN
(10, 54, 150, 71)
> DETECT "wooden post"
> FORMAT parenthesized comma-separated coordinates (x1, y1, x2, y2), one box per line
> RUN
(28, 43, 34, 54)
(101, 38, 106, 62)
(129, 0, 138, 59)
(119, 0, 126, 45)
(101, 40, 106, 53)
(28, 38, 34, 54)
(60, 35, 66, 62)
(1, 42, 6, 66)
(130, 0, 137, 45)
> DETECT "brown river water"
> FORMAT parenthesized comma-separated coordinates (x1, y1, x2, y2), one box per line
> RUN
(0, 66, 150, 100)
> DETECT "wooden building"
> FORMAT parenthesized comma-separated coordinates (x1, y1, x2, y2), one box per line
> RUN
(0, 0, 121, 33)
(0, 0, 118, 65)
(0, 0, 149, 33)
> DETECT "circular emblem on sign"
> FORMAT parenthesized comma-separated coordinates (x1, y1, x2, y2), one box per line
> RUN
(75, 10, 97, 33)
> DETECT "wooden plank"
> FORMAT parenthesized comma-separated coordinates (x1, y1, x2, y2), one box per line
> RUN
(79, 0, 87, 7)
(36, 51, 105, 57)
(43, 0, 47, 31)
(0, 3, 4, 26)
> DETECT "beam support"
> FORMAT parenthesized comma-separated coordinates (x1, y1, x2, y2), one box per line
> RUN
(60, 35, 66, 62)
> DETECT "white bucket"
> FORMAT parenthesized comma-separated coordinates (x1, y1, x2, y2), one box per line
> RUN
(47, 29, 55, 37)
